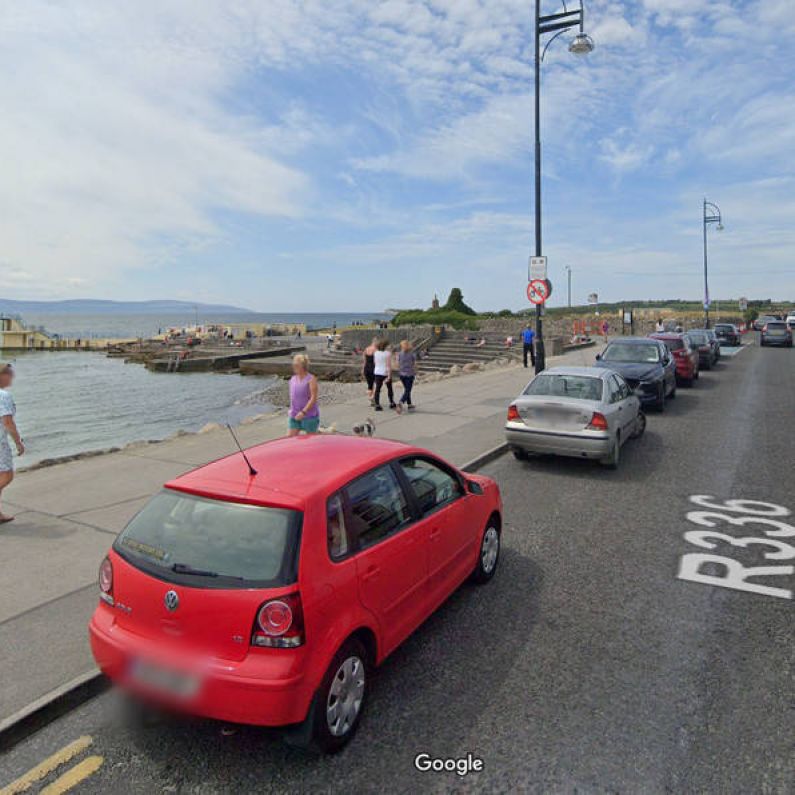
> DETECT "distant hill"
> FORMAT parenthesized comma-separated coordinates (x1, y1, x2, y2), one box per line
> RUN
(0, 299, 253, 315)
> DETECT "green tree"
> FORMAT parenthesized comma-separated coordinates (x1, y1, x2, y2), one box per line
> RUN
(443, 288, 476, 315)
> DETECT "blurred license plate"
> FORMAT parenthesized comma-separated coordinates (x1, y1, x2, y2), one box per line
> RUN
(129, 658, 201, 698)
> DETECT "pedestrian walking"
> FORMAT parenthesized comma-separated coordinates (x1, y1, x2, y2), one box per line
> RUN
(287, 354, 320, 436)
(522, 324, 536, 368)
(601, 320, 610, 338)
(373, 339, 397, 412)
(398, 340, 417, 411)
(655, 318, 665, 333)
(362, 337, 378, 406)
(0, 363, 23, 523)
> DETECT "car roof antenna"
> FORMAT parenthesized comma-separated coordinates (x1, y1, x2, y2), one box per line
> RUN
(226, 424, 258, 477)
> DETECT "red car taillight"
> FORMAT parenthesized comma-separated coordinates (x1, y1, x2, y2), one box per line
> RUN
(507, 404, 521, 422)
(587, 412, 608, 431)
(98, 557, 114, 605)
(673, 349, 686, 358)
(252, 593, 305, 648)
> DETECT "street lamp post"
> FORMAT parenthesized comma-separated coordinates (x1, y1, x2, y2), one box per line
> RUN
(533, 1, 593, 374)
(702, 199, 724, 329)
(565, 265, 572, 307)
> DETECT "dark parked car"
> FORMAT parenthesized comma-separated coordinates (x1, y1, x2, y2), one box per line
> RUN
(595, 338, 676, 411)
(760, 320, 793, 347)
(704, 329, 722, 361)
(713, 323, 741, 346)
(685, 330, 718, 369)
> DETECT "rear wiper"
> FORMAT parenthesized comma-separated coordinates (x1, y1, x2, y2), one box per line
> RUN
(171, 563, 219, 577)
(170, 563, 245, 581)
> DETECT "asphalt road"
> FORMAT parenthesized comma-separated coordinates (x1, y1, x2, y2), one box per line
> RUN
(1, 340, 792, 794)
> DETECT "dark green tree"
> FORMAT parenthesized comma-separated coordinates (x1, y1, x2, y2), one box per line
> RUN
(443, 288, 476, 315)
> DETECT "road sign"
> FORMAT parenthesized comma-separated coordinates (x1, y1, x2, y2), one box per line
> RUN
(528, 256, 547, 281)
(527, 279, 550, 305)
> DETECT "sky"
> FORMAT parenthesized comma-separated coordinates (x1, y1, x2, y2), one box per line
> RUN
(0, 0, 793, 312)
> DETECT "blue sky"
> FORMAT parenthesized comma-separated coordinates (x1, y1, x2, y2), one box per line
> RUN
(1, 0, 793, 311)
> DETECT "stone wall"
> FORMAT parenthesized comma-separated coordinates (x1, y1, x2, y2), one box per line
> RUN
(340, 324, 439, 350)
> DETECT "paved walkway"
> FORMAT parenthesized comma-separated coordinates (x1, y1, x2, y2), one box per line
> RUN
(0, 344, 597, 728)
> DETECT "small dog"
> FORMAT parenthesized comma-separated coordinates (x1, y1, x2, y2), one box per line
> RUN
(352, 418, 376, 437)
(316, 422, 338, 435)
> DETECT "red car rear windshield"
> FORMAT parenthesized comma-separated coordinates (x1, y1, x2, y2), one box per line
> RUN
(660, 338, 685, 351)
(114, 490, 302, 588)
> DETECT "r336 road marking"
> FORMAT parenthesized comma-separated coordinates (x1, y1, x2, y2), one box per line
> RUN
(677, 496, 794, 600)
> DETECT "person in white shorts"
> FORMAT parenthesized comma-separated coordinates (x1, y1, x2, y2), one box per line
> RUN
(0, 362, 24, 523)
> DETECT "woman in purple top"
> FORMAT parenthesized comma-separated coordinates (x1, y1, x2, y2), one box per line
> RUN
(288, 354, 320, 436)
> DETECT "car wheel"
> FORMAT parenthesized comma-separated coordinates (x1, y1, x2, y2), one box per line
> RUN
(512, 449, 528, 461)
(472, 520, 500, 584)
(632, 411, 646, 439)
(285, 638, 369, 754)
(669, 381, 677, 399)
(600, 433, 620, 469)
(693, 368, 700, 380)
(655, 385, 665, 412)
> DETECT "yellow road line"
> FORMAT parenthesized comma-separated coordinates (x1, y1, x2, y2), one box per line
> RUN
(39, 756, 104, 795)
(0, 736, 93, 795)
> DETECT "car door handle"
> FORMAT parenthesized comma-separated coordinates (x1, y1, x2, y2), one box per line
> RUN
(429, 528, 441, 540)
(362, 566, 380, 583)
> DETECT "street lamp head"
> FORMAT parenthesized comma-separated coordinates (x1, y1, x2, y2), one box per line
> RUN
(569, 33, 595, 56)
(716, 222, 724, 232)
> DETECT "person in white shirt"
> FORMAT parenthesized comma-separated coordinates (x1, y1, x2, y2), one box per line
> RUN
(655, 318, 665, 333)
(373, 340, 397, 412)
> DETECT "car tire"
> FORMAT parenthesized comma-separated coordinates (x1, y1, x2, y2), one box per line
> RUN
(600, 433, 620, 469)
(693, 368, 700, 380)
(284, 638, 369, 754)
(471, 520, 501, 584)
(655, 385, 665, 412)
(632, 411, 646, 439)
(512, 449, 528, 461)
(669, 381, 677, 399)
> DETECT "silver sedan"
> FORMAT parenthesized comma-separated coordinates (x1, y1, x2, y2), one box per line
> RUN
(505, 366, 646, 469)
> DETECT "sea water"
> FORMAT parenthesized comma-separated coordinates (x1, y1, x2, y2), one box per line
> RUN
(0, 351, 280, 467)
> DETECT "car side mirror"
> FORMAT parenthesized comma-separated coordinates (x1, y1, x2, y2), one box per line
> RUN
(595, 353, 602, 361)
(467, 479, 484, 495)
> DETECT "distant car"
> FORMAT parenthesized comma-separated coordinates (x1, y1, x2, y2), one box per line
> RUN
(760, 320, 793, 347)
(685, 330, 718, 370)
(89, 435, 502, 752)
(713, 323, 741, 347)
(505, 366, 645, 469)
(649, 333, 699, 386)
(785, 313, 795, 332)
(594, 338, 676, 412)
(704, 329, 722, 361)
(754, 315, 779, 331)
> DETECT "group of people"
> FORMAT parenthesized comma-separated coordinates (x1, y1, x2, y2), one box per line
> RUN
(362, 337, 417, 412)
(285, 336, 418, 438)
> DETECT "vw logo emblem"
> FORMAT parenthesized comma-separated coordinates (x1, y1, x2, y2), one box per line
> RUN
(164, 590, 179, 611)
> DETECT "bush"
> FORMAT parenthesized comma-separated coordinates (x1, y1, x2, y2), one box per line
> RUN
(443, 288, 476, 316)
(391, 308, 479, 330)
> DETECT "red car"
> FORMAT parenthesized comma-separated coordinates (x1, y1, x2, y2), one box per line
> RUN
(89, 435, 502, 752)
(649, 333, 699, 386)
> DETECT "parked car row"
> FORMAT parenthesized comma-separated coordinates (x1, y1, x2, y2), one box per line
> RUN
(505, 329, 726, 470)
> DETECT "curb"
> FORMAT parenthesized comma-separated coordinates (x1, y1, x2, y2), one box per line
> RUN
(460, 443, 509, 473)
(0, 670, 108, 754)
(0, 443, 510, 753)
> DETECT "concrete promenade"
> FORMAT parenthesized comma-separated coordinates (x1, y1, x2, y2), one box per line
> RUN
(0, 344, 596, 729)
